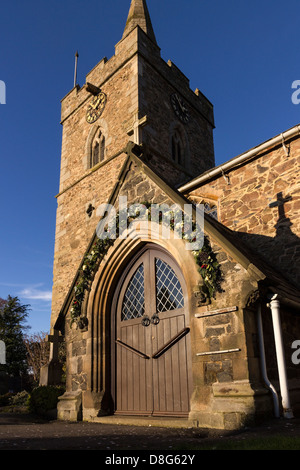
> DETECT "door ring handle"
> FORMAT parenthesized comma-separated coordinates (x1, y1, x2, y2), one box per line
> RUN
(151, 314, 160, 325)
(141, 315, 151, 327)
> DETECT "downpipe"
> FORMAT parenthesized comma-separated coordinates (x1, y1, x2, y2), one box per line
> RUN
(257, 304, 280, 418)
(268, 295, 294, 419)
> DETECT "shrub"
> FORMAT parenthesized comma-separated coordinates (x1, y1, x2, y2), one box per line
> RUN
(27, 386, 65, 415)
(9, 390, 29, 407)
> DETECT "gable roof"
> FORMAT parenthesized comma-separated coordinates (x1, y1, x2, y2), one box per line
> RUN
(54, 142, 300, 330)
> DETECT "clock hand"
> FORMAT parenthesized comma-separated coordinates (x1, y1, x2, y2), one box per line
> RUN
(178, 99, 186, 113)
(89, 96, 101, 110)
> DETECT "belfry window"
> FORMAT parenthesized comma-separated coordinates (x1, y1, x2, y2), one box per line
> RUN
(90, 130, 105, 168)
(170, 123, 190, 170)
(171, 130, 184, 166)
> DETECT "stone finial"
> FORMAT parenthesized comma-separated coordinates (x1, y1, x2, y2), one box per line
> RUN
(122, 0, 157, 45)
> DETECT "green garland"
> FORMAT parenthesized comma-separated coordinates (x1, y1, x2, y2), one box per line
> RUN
(70, 202, 222, 327)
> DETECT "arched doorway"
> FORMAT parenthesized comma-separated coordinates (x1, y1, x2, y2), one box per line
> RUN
(112, 245, 192, 417)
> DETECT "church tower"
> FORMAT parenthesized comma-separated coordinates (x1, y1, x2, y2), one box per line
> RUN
(51, 0, 215, 329)
(49, 0, 222, 423)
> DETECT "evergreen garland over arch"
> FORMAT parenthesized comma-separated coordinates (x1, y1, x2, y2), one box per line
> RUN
(70, 202, 222, 328)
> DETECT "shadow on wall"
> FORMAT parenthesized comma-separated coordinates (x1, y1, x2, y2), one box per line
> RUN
(236, 192, 300, 290)
(235, 194, 300, 416)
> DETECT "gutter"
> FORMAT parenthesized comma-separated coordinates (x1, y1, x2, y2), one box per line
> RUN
(179, 124, 300, 193)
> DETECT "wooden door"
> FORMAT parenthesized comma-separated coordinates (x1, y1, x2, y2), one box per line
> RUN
(115, 248, 192, 417)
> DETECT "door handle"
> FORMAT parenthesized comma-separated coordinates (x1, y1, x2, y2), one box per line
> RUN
(115, 339, 150, 359)
(152, 327, 190, 359)
(151, 314, 160, 325)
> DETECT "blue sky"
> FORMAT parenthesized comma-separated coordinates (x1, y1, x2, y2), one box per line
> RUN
(0, 0, 299, 334)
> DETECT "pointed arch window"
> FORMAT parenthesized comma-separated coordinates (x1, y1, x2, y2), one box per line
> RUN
(190, 195, 219, 221)
(90, 129, 105, 168)
(171, 129, 184, 166)
(203, 201, 218, 220)
(170, 124, 190, 170)
(120, 252, 185, 323)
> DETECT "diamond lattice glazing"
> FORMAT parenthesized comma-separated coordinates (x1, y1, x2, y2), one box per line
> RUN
(155, 258, 184, 312)
(121, 264, 145, 321)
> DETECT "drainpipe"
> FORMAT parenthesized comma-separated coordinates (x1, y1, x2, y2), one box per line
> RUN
(257, 304, 280, 418)
(268, 295, 294, 419)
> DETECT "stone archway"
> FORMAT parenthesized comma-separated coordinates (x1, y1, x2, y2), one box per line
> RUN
(112, 244, 193, 417)
(84, 227, 200, 420)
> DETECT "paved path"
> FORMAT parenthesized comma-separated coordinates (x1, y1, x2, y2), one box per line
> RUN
(0, 413, 300, 450)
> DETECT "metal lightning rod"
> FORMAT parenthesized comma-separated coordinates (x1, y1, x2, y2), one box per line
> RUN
(74, 51, 79, 88)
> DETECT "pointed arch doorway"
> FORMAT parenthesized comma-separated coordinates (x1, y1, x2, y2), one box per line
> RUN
(112, 245, 192, 417)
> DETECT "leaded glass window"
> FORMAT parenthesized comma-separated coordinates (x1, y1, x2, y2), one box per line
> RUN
(155, 258, 184, 312)
(204, 202, 218, 220)
(121, 264, 145, 321)
(90, 130, 105, 168)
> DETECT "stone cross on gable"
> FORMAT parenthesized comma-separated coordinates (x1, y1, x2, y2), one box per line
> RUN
(269, 192, 292, 220)
(127, 113, 148, 145)
(46, 329, 63, 362)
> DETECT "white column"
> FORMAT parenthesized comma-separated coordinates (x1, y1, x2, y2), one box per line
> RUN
(257, 304, 280, 418)
(269, 296, 294, 418)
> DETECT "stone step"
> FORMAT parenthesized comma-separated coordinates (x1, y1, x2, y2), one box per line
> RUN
(90, 415, 194, 429)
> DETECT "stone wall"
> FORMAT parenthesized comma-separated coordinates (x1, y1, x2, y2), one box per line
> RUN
(187, 135, 300, 287)
(51, 153, 127, 328)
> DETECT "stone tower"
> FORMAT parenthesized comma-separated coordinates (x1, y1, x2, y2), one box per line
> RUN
(51, 0, 215, 330)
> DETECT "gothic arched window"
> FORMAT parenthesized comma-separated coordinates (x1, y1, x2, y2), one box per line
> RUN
(170, 124, 190, 169)
(203, 202, 218, 220)
(90, 129, 105, 168)
(171, 130, 184, 166)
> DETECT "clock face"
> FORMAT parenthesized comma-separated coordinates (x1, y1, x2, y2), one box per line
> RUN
(86, 92, 107, 124)
(170, 93, 190, 124)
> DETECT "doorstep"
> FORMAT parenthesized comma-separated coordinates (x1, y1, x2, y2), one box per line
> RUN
(89, 415, 194, 429)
